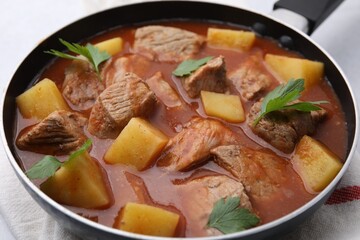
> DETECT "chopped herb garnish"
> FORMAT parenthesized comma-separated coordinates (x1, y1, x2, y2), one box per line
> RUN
(26, 156, 62, 180)
(207, 196, 260, 234)
(45, 39, 111, 80)
(253, 79, 328, 126)
(172, 56, 213, 77)
(26, 139, 92, 180)
(67, 138, 92, 162)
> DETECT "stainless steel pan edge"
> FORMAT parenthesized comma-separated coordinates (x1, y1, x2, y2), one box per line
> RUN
(1, 1, 358, 239)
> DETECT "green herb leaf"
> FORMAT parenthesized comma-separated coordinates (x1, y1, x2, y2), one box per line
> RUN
(281, 101, 328, 111)
(253, 79, 328, 126)
(26, 156, 62, 180)
(172, 56, 213, 77)
(207, 196, 260, 234)
(26, 139, 92, 180)
(85, 44, 110, 75)
(68, 139, 92, 162)
(45, 39, 111, 79)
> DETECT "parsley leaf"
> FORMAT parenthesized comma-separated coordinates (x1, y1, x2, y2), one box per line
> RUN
(85, 44, 110, 75)
(26, 156, 62, 180)
(25, 139, 92, 180)
(172, 56, 213, 77)
(68, 139, 92, 161)
(253, 79, 328, 126)
(207, 196, 260, 234)
(45, 39, 111, 79)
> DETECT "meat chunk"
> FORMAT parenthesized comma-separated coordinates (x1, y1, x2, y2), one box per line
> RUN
(181, 56, 228, 98)
(146, 72, 182, 108)
(248, 100, 327, 153)
(157, 118, 238, 171)
(229, 54, 272, 101)
(88, 73, 156, 139)
(211, 145, 288, 199)
(16, 110, 87, 155)
(101, 54, 151, 87)
(62, 60, 105, 110)
(134, 25, 204, 62)
(176, 175, 253, 236)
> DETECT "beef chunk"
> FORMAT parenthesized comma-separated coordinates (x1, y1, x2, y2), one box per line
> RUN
(181, 56, 228, 98)
(101, 54, 151, 87)
(146, 72, 182, 108)
(176, 175, 253, 236)
(157, 118, 238, 171)
(134, 25, 204, 62)
(88, 72, 156, 139)
(211, 145, 288, 199)
(16, 110, 87, 155)
(229, 54, 272, 101)
(248, 100, 327, 153)
(63, 60, 105, 110)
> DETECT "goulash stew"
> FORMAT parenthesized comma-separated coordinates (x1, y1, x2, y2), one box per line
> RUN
(14, 21, 347, 237)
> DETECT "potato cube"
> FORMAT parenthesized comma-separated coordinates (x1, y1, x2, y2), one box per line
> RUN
(292, 135, 343, 192)
(115, 202, 179, 237)
(94, 37, 123, 56)
(201, 91, 245, 123)
(41, 151, 111, 209)
(16, 78, 69, 120)
(104, 118, 169, 170)
(207, 27, 256, 51)
(265, 54, 324, 89)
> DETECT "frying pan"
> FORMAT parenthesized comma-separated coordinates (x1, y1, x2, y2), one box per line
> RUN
(1, 0, 358, 239)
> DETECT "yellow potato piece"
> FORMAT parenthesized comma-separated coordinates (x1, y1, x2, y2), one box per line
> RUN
(94, 37, 123, 56)
(265, 54, 324, 89)
(201, 91, 245, 123)
(16, 78, 69, 120)
(115, 202, 179, 237)
(292, 135, 343, 192)
(41, 152, 111, 209)
(207, 27, 256, 51)
(104, 117, 169, 170)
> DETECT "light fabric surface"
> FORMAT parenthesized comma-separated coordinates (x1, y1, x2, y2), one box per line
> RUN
(0, 0, 359, 239)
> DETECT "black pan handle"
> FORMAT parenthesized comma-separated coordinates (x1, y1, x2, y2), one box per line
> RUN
(274, 0, 344, 34)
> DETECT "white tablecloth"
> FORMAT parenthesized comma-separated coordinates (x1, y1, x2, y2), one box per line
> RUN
(1, 0, 359, 239)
